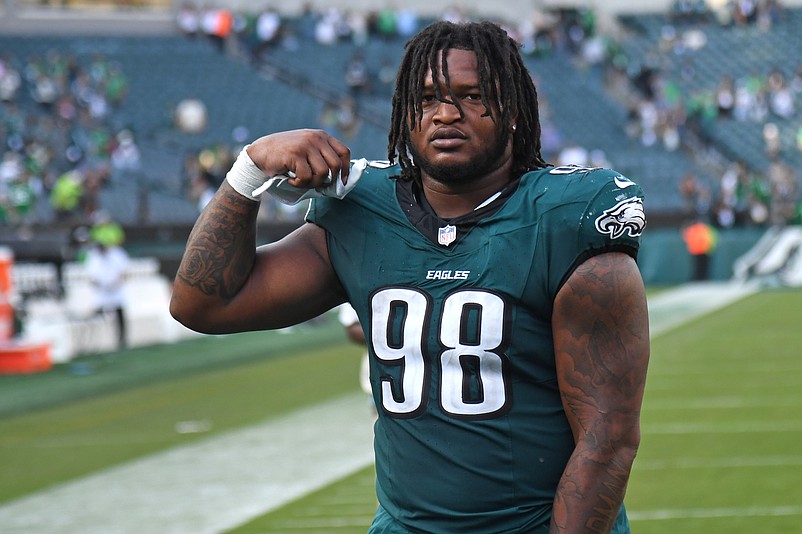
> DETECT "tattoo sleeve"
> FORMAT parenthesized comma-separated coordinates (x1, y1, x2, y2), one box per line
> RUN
(550, 253, 650, 533)
(176, 186, 260, 301)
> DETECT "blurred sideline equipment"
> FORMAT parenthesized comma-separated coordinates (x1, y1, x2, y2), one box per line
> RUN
(0, 246, 52, 374)
(733, 225, 802, 287)
(0, 247, 13, 341)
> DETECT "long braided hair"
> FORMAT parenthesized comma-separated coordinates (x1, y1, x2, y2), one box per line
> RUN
(388, 20, 549, 182)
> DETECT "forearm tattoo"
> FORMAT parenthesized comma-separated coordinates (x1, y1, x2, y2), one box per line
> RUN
(176, 189, 259, 300)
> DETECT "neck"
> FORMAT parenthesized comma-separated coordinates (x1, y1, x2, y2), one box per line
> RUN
(421, 163, 514, 219)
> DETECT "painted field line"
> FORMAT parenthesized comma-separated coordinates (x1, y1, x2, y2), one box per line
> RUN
(0, 393, 375, 534)
(255, 517, 377, 530)
(644, 420, 802, 434)
(637, 455, 802, 470)
(647, 281, 756, 338)
(645, 395, 802, 410)
(629, 505, 802, 521)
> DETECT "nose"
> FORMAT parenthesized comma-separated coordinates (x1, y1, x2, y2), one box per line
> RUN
(433, 98, 461, 123)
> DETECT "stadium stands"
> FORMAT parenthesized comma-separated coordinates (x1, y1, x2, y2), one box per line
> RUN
(0, 33, 392, 225)
(3, 6, 800, 228)
(618, 8, 802, 172)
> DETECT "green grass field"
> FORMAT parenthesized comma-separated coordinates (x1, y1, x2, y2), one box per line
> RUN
(1, 288, 801, 533)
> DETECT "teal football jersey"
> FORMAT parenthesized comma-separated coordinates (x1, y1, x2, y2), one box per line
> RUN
(307, 163, 645, 533)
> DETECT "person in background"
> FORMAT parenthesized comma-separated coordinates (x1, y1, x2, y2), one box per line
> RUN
(86, 211, 129, 348)
(337, 303, 375, 416)
(682, 218, 718, 281)
(171, 20, 650, 533)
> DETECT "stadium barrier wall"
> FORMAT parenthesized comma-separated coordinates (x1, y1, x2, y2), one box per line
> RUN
(639, 226, 768, 285)
(15, 257, 201, 363)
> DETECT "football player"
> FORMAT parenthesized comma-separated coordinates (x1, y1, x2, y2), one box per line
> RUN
(171, 20, 650, 534)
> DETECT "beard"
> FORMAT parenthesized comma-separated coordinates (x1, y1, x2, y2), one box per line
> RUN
(408, 128, 511, 186)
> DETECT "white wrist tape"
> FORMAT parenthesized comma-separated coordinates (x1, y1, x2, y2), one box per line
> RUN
(225, 145, 266, 201)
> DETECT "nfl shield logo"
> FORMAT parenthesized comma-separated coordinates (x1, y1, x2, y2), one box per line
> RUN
(438, 225, 457, 247)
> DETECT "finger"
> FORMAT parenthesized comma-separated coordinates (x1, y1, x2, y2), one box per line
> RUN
(303, 134, 348, 187)
(305, 150, 336, 186)
(286, 159, 313, 187)
(286, 156, 332, 189)
(325, 137, 351, 184)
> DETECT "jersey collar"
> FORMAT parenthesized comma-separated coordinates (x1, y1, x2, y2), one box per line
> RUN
(395, 178, 519, 248)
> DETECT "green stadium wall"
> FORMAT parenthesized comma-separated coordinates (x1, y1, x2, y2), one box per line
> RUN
(639, 227, 765, 285)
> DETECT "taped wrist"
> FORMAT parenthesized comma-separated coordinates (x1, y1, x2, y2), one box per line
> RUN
(225, 145, 266, 201)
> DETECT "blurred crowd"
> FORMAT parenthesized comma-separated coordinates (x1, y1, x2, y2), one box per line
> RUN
(668, 0, 787, 26)
(619, 0, 802, 228)
(0, 50, 137, 226)
(679, 155, 799, 228)
(2, 1, 801, 231)
(173, 2, 606, 67)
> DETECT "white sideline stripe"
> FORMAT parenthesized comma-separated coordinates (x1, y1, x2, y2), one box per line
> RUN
(638, 455, 802, 470)
(646, 281, 756, 338)
(646, 395, 802, 410)
(0, 282, 754, 533)
(0, 393, 375, 534)
(644, 420, 802, 434)
(629, 505, 802, 521)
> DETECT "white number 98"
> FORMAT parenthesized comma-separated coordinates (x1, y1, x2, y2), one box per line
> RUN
(370, 288, 510, 419)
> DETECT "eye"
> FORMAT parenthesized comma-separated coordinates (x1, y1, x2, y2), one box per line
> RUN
(463, 93, 482, 101)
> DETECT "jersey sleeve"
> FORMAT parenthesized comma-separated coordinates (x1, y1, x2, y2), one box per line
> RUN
(306, 160, 397, 228)
(305, 193, 332, 226)
(540, 167, 646, 297)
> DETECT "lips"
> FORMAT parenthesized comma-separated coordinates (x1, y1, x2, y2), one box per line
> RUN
(430, 127, 467, 141)
(430, 128, 467, 149)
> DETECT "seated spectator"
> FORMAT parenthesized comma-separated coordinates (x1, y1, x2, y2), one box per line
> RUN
(253, 6, 283, 62)
(50, 169, 84, 222)
(344, 51, 372, 97)
(104, 63, 129, 108)
(314, 8, 342, 45)
(176, 2, 200, 38)
(110, 129, 142, 184)
(396, 9, 419, 39)
(767, 69, 795, 119)
(767, 156, 799, 226)
(0, 55, 21, 102)
(715, 75, 735, 118)
(374, 7, 397, 39)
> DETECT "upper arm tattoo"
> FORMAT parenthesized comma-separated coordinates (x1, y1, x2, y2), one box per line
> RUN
(556, 253, 649, 421)
(551, 253, 650, 532)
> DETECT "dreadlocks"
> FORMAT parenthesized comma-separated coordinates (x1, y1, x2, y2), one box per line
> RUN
(388, 20, 549, 182)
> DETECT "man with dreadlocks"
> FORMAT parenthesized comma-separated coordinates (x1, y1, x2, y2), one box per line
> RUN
(171, 20, 649, 534)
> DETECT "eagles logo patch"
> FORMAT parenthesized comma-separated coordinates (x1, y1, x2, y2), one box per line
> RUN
(595, 197, 646, 239)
